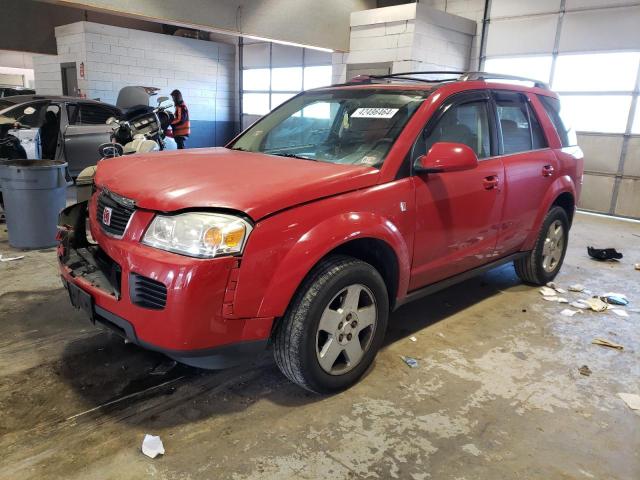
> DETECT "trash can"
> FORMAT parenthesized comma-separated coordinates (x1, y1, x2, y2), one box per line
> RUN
(76, 165, 97, 203)
(0, 159, 68, 249)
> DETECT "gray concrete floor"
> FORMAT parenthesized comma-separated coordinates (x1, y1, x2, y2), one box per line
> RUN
(0, 212, 639, 480)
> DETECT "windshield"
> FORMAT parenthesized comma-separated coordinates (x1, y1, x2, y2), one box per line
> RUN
(229, 88, 431, 167)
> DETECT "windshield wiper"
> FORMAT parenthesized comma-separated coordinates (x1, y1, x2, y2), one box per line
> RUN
(270, 152, 317, 161)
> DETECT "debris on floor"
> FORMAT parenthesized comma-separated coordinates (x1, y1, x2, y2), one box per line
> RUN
(409, 336, 417, 342)
(0, 253, 25, 262)
(592, 338, 624, 350)
(513, 351, 527, 360)
(539, 286, 557, 296)
(570, 300, 591, 310)
(401, 355, 419, 368)
(611, 309, 630, 318)
(150, 360, 177, 376)
(560, 308, 579, 317)
(578, 365, 592, 376)
(546, 282, 567, 294)
(584, 297, 609, 312)
(142, 434, 165, 459)
(569, 284, 585, 292)
(600, 293, 629, 306)
(618, 393, 640, 410)
(587, 246, 623, 261)
(635, 263, 640, 271)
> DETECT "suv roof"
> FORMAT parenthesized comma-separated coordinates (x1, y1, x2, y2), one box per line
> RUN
(337, 70, 550, 90)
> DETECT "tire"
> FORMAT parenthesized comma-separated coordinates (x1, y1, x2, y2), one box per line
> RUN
(273, 255, 389, 394)
(514, 206, 569, 285)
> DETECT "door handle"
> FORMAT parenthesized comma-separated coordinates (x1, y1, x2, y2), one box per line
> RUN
(483, 175, 499, 190)
(542, 164, 555, 177)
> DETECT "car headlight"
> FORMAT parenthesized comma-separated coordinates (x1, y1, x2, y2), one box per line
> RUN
(142, 212, 253, 258)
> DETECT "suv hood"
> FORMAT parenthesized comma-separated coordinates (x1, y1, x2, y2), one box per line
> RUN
(94, 148, 380, 220)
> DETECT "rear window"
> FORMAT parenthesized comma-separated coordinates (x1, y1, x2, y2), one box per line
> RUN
(538, 95, 577, 147)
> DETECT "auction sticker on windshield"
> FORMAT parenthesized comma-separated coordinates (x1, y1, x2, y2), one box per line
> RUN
(351, 108, 399, 119)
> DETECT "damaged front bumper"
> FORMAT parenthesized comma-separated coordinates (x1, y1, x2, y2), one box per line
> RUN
(57, 201, 271, 369)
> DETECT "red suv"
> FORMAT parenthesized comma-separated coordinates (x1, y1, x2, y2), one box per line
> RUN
(58, 72, 583, 393)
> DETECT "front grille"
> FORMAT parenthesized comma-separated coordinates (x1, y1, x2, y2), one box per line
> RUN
(96, 189, 135, 237)
(129, 273, 167, 310)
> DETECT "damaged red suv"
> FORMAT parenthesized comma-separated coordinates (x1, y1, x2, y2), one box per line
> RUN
(58, 72, 583, 393)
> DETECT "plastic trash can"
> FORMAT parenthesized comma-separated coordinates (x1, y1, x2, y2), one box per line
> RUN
(0, 159, 68, 249)
(76, 165, 97, 203)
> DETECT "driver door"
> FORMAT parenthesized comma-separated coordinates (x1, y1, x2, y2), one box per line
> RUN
(409, 91, 505, 290)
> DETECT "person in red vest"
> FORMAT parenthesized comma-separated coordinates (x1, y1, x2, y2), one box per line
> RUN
(170, 89, 190, 149)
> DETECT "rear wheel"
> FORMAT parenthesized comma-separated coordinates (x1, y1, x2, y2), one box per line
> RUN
(514, 206, 569, 285)
(273, 255, 388, 394)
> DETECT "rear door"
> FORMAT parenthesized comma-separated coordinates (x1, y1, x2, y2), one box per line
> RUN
(63, 102, 119, 176)
(409, 90, 505, 289)
(492, 90, 558, 256)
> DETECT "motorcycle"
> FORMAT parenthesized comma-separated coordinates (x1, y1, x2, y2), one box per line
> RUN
(98, 96, 175, 158)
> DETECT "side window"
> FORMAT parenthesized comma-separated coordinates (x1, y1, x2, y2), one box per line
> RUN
(538, 95, 577, 147)
(424, 100, 491, 159)
(67, 104, 79, 125)
(495, 92, 537, 154)
(527, 102, 547, 150)
(78, 104, 117, 125)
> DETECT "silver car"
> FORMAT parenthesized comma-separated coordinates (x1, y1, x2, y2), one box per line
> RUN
(0, 95, 122, 176)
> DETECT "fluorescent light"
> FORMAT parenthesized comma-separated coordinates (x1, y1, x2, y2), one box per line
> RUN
(243, 34, 334, 52)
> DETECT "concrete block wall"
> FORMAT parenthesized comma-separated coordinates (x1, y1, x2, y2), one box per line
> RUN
(333, 3, 476, 84)
(33, 21, 238, 147)
(421, 0, 486, 69)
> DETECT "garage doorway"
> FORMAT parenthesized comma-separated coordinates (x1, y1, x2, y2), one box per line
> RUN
(60, 62, 78, 96)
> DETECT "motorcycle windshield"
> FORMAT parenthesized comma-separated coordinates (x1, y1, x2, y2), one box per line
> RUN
(116, 86, 160, 110)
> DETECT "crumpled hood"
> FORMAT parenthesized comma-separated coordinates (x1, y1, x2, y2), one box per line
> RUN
(94, 148, 379, 220)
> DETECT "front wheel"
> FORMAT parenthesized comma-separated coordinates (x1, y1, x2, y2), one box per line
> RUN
(514, 206, 569, 285)
(273, 255, 389, 394)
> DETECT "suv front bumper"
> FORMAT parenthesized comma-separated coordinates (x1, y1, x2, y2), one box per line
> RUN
(57, 201, 272, 368)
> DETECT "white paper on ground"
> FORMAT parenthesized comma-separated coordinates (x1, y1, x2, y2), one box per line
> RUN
(542, 295, 558, 302)
(611, 309, 630, 318)
(560, 309, 579, 317)
(540, 286, 556, 296)
(570, 300, 590, 309)
(0, 254, 25, 262)
(618, 393, 640, 410)
(568, 284, 585, 292)
(142, 434, 165, 458)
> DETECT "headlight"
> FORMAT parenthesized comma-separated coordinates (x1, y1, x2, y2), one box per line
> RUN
(142, 212, 252, 258)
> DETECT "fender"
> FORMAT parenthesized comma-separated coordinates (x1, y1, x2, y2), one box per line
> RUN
(522, 174, 577, 250)
(257, 211, 411, 318)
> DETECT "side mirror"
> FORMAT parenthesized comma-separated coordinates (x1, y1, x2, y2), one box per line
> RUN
(157, 96, 169, 105)
(414, 142, 478, 174)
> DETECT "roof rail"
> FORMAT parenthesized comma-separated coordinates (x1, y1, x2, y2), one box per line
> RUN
(344, 70, 549, 89)
(459, 71, 549, 89)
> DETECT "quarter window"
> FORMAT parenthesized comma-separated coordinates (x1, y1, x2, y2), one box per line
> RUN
(538, 95, 577, 147)
(424, 101, 491, 159)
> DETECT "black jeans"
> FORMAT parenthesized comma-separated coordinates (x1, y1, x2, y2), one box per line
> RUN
(175, 136, 187, 149)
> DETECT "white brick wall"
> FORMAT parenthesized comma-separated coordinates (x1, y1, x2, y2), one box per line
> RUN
(334, 4, 476, 82)
(33, 21, 237, 126)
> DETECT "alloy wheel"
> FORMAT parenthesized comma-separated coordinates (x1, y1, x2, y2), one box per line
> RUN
(542, 220, 564, 272)
(315, 284, 378, 375)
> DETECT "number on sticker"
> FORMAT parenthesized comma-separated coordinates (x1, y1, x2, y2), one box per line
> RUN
(351, 108, 399, 119)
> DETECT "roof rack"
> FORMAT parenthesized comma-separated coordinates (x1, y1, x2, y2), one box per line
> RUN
(345, 71, 549, 89)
